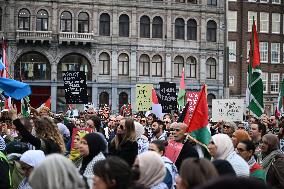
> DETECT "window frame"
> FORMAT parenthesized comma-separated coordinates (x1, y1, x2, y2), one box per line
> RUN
(174, 56, 184, 77)
(60, 11, 72, 32)
(140, 16, 150, 38)
(18, 9, 31, 31)
(99, 52, 110, 75)
(175, 18, 185, 40)
(118, 53, 129, 76)
(152, 55, 162, 77)
(206, 58, 217, 79)
(119, 14, 130, 37)
(139, 54, 150, 76)
(78, 12, 89, 33)
(206, 20, 217, 42)
(187, 19, 197, 40)
(99, 13, 111, 36)
(152, 16, 163, 38)
(36, 9, 48, 31)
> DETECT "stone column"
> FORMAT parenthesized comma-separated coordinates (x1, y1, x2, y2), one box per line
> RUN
(51, 84, 57, 112)
(92, 83, 98, 107)
(130, 85, 136, 112)
(111, 86, 117, 113)
(165, 53, 172, 81)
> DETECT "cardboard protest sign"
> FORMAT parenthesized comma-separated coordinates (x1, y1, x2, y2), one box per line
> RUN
(63, 71, 88, 104)
(212, 99, 244, 122)
(164, 140, 183, 163)
(136, 84, 153, 111)
(186, 91, 200, 118)
(159, 82, 177, 113)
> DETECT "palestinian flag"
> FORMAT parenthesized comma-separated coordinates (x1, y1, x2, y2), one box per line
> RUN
(177, 67, 186, 109)
(246, 19, 264, 118)
(37, 97, 51, 111)
(276, 78, 284, 117)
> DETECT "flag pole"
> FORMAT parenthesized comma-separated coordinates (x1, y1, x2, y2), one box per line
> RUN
(248, 17, 255, 117)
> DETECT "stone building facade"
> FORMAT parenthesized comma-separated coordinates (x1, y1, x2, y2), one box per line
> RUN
(0, 0, 225, 113)
(228, 0, 284, 115)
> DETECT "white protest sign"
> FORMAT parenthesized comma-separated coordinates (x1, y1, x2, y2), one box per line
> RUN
(212, 99, 244, 122)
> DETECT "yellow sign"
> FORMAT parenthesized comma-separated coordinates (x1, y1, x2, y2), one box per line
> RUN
(136, 84, 153, 111)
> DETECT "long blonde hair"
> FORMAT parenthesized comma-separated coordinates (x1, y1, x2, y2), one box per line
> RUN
(113, 118, 136, 149)
(34, 117, 66, 154)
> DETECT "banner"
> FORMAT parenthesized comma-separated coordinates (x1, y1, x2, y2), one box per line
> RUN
(186, 91, 200, 118)
(136, 84, 153, 111)
(159, 82, 177, 113)
(212, 99, 244, 122)
(63, 71, 88, 104)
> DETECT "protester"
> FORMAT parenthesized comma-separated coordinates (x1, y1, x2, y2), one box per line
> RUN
(133, 151, 167, 189)
(69, 130, 87, 167)
(222, 122, 237, 138)
(93, 157, 132, 189)
(104, 115, 116, 142)
(0, 135, 11, 189)
(79, 132, 106, 188)
(260, 134, 284, 188)
(249, 123, 267, 162)
(109, 118, 138, 166)
(151, 120, 167, 141)
(86, 116, 102, 133)
(29, 154, 86, 189)
(208, 134, 249, 176)
(13, 117, 66, 154)
(237, 140, 265, 181)
(176, 158, 219, 189)
(135, 121, 149, 154)
(212, 160, 236, 176)
(149, 140, 178, 189)
(232, 130, 251, 148)
(18, 150, 45, 189)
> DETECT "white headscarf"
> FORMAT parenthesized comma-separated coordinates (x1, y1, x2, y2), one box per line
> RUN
(29, 154, 85, 189)
(212, 134, 234, 160)
(134, 121, 148, 141)
(137, 151, 166, 188)
(20, 150, 45, 167)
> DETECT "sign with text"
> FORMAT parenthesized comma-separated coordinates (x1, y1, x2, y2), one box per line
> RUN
(136, 84, 153, 111)
(186, 91, 200, 117)
(63, 71, 88, 104)
(212, 99, 244, 122)
(159, 82, 177, 113)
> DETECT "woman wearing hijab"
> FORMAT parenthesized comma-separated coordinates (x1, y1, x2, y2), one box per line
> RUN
(135, 121, 149, 154)
(133, 151, 168, 189)
(232, 130, 251, 148)
(260, 134, 284, 189)
(208, 134, 249, 177)
(29, 154, 86, 189)
(79, 133, 106, 188)
(109, 118, 138, 166)
(18, 150, 45, 189)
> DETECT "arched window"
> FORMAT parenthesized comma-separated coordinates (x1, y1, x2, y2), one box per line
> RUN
(139, 54, 150, 76)
(18, 9, 30, 30)
(152, 16, 163, 38)
(99, 52, 110, 75)
(119, 92, 128, 109)
(58, 54, 91, 80)
(207, 20, 217, 42)
(118, 53, 129, 75)
(152, 55, 162, 77)
(186, 57, 196, 78)
(14, 52, 51, 80)
(174, 56, 184, 77)
(206, 58, 216, 79)
(99, 13, 110, 36)
(175, 18, 185, 39)
(60, 11, 72, 32)
(187, 19, 197, 40)
(99, 92, 109, 106)
(36, 9, 48, 31)
(140, 16, 150, 38)
(78, 12, 89, 33)
(119, 14, 129, 37)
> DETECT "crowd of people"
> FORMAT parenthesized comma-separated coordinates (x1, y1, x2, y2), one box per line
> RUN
(0, 105, 284, 189)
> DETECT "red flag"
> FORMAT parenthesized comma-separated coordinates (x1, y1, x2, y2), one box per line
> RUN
(186, 84, 208, 133)
(250, 20, 260, 69)
(37, 97, 51, 110)
(152, 88, 159, 104)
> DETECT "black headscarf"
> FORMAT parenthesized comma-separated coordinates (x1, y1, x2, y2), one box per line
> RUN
(79, 133, 107, 175)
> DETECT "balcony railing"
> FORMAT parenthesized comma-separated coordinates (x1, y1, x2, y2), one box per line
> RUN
(59, 32, 94, 42)
(16, 30, 52, 41)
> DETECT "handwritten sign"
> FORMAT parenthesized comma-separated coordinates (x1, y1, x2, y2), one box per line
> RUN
(136, 84, 153, 111)
(63, 71, 88, 104)
(164, 140, 183, 163)
(159, 82, 177, 113)
(212, 99, 244, 122)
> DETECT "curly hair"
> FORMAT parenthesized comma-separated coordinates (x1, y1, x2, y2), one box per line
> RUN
(34, 117, 66, 153)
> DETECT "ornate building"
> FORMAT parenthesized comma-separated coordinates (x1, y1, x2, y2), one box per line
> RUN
(0, 0, 225, 113)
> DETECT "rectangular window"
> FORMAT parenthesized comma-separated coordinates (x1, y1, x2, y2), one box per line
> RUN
(248, 11, 257, 32)
(228, 11, 237, 32)
(271, 43, 280, 63)
(259, 12, 269, 33)
(207, 0, 217, 5)
(229, 76, 234, 86)
(272, 0, 280, 4)
(228, 41, 236, 62)
(270, 73, 280, 93)
(260, 0, 268, 3)
(259, 42, 268, 63)
(272, 13, 280, 34)
(262, 72, 268, 93)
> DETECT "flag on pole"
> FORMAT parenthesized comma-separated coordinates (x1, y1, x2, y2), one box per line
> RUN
(276, 78, 284, 117)
(177, 68, 186, 109)
(246, 18, 264, 118)
(151, 88, 163, 119)
(37, 97, 51, 111)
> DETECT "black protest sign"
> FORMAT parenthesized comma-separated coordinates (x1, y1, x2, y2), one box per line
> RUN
(63, 71, 88, 104)
(159, 82, 177, 113)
